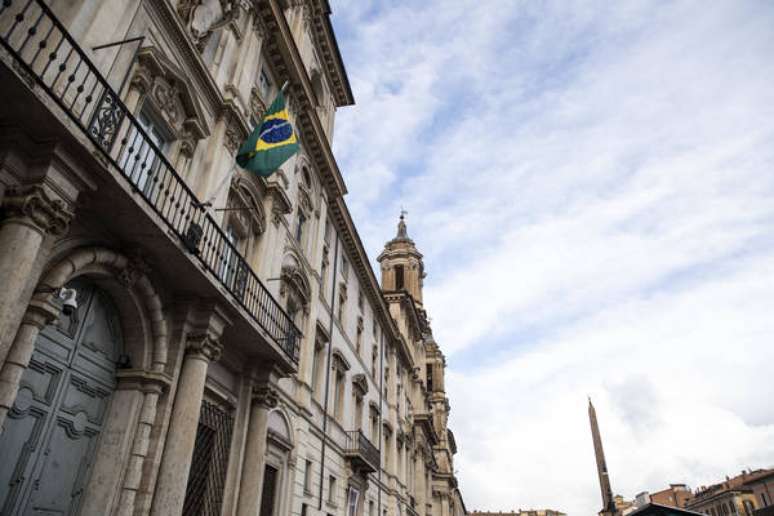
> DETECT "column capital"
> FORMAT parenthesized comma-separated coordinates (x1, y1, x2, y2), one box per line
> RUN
(2, 184, 73, 236)
(178, 300, 232, 362)
(185, 333, 223, 362)
(251, 384, 279, 409)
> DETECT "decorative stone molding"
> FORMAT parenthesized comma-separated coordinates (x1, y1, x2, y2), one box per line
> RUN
(117, 251, 152, 287)
(252, 384, 279, 409)
(2, 185, 73, 236)
(222, 102, 249, 155)
(116, 368, 173, 394)
(280, 256, 311, 310)
(252, 10, 268, 38)
(249, 86, 267, 120)
(352, 373, 368, 397)
(331, 348, 350, 372)
(130, 47, 210, 141)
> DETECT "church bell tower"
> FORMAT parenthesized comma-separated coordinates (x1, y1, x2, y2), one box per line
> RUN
(377, 212, 426, 305)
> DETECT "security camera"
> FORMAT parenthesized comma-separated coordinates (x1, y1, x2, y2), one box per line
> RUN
(58, 288, 78, 316)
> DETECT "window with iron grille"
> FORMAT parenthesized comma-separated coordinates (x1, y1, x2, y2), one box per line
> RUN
(183, 399, 235, 516)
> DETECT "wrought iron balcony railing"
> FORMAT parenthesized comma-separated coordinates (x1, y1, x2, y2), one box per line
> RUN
(343, 430, 380, 473)
(0, 0, 300, 362)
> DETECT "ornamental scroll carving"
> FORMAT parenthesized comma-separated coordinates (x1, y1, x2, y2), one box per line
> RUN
(2, 185, 73, 237)
(177, 0, 246, 51)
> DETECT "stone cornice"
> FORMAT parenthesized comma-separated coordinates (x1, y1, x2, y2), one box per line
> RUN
(308, 0, 355, 106)
(257, 0, 347, 199)
(255, 0, 407, 371)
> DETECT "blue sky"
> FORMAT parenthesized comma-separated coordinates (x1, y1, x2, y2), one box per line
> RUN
(327, 1, 774, 514)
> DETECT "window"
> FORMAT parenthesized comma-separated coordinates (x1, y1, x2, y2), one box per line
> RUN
(354, 394, 364, 431)
(337, 290, 346, 324)
(328, 475, 337, 505)
(395, 264, 404, 290)
(296, 210, 306, 243)
(324, 218, 333, 244)
(358, 290, 364, 311)
(356, 317, 363, 354)
(259, 67, 273, 98)
(370, 406, 379, 442)
(369, 500, 375, 516)
(183, 400, 234, 515)
(743, 501, 755, 516)
(304, 459, 313, 494)
(383, 431, 391, 470)
(321, 250, 329, 296)
(762, 493, 769, 507)
(347, 487, 360, 516)
(259, 464, 278, 516)
(302, 167, 312, 189)
(301, 504, 309, 516)
(372, 320, 378, 339)
(384, 366, 389, 397)
(426, 364, 434, 392)
(371, 345, 378, 379)
(341, 255, 349, 280)
(312, 340, 325, 399)
(120, 111, 168, 195)
(333, 369, 345, 422)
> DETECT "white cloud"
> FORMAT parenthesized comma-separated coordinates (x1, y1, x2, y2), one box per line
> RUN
(329, 1, 774, 514)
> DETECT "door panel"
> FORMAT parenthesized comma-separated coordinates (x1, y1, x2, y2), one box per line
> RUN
(0, 281, 122, 516)
(0, 357, 65, 514)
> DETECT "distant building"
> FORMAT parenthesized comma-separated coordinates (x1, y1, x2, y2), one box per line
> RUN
(652, 485, 695, 509)
(635, 485, 695, 509)
(685, 468, 774, 516)
(470, 510, 566, 516)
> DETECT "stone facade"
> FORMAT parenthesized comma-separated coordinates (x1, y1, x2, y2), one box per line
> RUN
(0, 1, 466, 516)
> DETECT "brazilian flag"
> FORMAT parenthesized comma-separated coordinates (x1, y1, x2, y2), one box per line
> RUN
(236, 90, 299, 176)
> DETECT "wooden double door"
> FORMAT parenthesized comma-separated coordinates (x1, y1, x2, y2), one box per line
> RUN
(0, 281, 122, 515)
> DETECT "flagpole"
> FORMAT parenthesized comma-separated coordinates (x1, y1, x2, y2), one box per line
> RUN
(200, 80, 291, 217)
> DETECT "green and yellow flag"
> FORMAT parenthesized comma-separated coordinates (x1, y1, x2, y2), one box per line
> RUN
(236, 90, 299, 176)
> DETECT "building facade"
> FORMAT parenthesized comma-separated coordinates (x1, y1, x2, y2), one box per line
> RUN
(469, 509, 566, 516)
(685, 469, 774, 516)
(0, 1, 466, 516)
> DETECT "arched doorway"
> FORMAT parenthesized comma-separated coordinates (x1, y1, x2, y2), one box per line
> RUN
(0, 279, 123, 515)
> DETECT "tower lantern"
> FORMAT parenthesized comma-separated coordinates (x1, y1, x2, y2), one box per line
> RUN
(377, 211, 426, 305)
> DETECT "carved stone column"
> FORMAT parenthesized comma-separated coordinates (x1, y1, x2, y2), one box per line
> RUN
(235, 374, 279, 516)
(150, 303, 229, 516)
(0, 185, 72, 367)
(0, 297, 59, 430)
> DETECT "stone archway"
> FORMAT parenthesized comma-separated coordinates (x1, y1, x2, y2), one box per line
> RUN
(0, 246, 171, 516)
